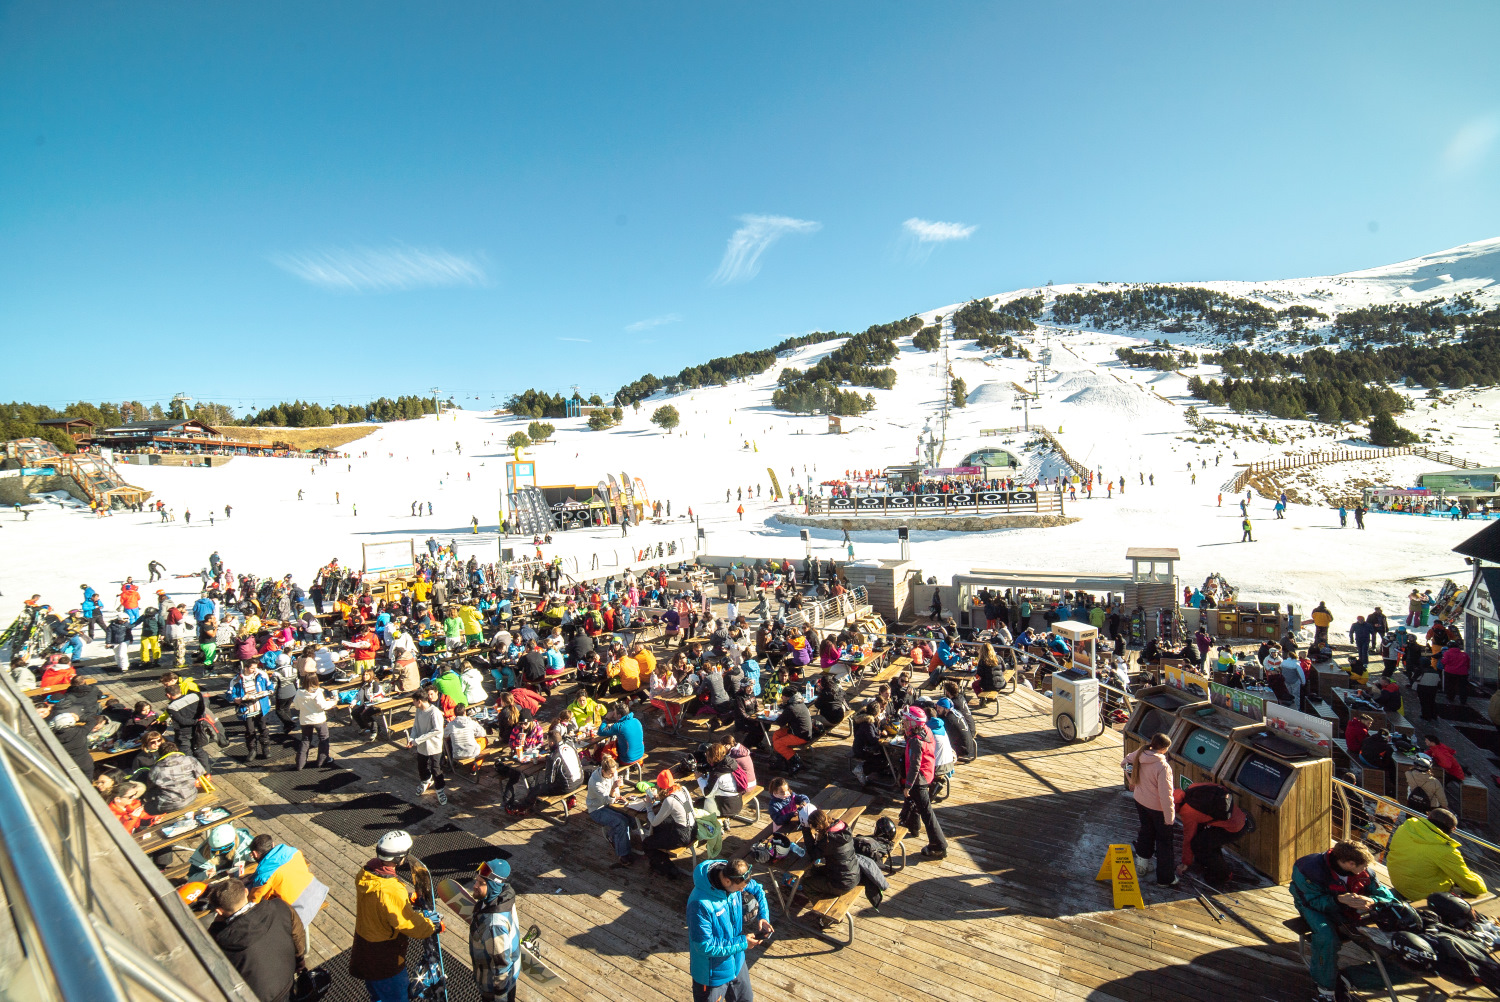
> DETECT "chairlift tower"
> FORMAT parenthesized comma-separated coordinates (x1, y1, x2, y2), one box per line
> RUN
(170, 392, 193, 420)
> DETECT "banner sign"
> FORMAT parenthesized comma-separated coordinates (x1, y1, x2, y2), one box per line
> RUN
(1263, 701, 1333, 752)
(1209, 681, 1266, 720)
(1164, 666, 1211, 701)
(815, 491, 1049, 515)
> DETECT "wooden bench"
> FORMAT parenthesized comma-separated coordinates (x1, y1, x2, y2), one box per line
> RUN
(770, 786, 874, 946)
(26, 678, 96, 698)
(974, 689, 1004, 718)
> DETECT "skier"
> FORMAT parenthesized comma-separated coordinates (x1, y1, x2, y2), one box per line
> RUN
(297, 490, 303, 501)
(1241, 518, 1253, 543)
(471, 516, 479, 534)
(736, 505, 744, 521)
(467, 860, 521, 1002)
(224, 505, 232, 519)
(1337, 505, 1347, 527)
(349, 830, 439, 1000)
(427, 502, 433, 515)
(1354, 504, 1366, 529)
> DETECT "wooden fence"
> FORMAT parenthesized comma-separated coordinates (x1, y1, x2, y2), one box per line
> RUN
(1222, 445, 1483, 494)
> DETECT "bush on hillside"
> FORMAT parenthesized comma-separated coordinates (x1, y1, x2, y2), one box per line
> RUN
(650, 405, 680, 432)
(1368, 411, 1418, 447)
(526, 421, 555, 442)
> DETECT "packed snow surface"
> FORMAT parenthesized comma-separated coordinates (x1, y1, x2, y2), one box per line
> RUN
(6, 238, 1500, 644)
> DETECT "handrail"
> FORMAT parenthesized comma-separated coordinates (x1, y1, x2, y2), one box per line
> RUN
(1332, 776, 1500, 857)
(0, 728, 128, 1002)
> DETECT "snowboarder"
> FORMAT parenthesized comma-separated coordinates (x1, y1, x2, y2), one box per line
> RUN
(1354, 504, 1366, 529)
(349, 831, 439, 1000)
(1241, 518, 1253, 543)
(148, 559, 166, 581)
(471, 516, 479, 534)
(467, 860, 521, 1002)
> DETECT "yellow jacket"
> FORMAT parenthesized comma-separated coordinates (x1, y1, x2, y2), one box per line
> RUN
(349, 866, 437, 981)
(248, 846, 314, 908)
(1386, 817, 1487, 901)
(457, 606, 483, 636)
(1311, 608, 1333, 628)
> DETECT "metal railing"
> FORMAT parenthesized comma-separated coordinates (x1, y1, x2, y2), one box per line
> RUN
(1331, 776, 1500, 888)
(783, 586, 870, 628)
(0, 671, 254, 1002)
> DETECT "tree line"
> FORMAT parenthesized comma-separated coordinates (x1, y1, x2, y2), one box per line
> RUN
(240, 395, 439, 427)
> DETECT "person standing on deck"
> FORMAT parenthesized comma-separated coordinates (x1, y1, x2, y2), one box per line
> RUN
(350, 830, 439, 1002)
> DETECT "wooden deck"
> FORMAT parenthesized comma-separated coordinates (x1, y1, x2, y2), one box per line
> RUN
(79, 655, 1320, 1002)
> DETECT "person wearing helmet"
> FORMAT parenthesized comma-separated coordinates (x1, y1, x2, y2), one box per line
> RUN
(467, 860, 521, 1002)
(349, 830, 438, 1001)
(187, 823, 256, 882)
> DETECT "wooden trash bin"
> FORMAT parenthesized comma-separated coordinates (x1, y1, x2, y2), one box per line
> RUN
(1218, 729, 1332, 884)
(1168, 703, 1261, 790)
(1122, 685, 1208, 760)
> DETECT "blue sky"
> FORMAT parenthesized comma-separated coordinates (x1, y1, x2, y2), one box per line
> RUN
(3, 2, 1499, 412)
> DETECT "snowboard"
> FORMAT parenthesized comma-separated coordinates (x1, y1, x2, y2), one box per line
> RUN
(435, 877, 563, 986)
(406, 857, 448, 1002)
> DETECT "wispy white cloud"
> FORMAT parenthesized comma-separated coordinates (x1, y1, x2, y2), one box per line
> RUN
(271, 244, 487, 292)
(1443, 114, 1500, 174)
(711, 214, 821, 285)
(557, 337, 591, 343)
(902, 217, 977, 243)
(625, 313, 682, 332)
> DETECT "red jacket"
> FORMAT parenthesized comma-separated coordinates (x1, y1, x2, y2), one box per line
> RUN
(1345, 718, 1370, 759)
(1425, 741, 1465, 781)
(1173, 784, 1247, 868)
(903, 724, 936, 787)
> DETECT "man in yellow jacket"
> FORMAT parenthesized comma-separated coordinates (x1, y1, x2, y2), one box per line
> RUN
(1386, 808, 1487, 901)
(349, 830, 439, 1002)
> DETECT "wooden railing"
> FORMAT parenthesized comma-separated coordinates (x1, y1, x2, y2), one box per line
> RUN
(1222, 444, 1484, 494)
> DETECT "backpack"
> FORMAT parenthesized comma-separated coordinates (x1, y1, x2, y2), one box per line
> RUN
(1182, 784, 1234, 822)
(1405, 780, 1434, 814)
(199, 710, 229, 748)
(854, 835, 892, 867)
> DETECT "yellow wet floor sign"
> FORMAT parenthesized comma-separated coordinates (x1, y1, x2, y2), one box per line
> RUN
(1095, 843, 1146, 910)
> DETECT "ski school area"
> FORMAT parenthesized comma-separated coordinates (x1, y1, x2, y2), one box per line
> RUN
(10, 513, 1500, 1002)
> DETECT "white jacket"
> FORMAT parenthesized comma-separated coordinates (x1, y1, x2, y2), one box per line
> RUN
(291, 687, 337, 725)
(411, 705, 444, 756)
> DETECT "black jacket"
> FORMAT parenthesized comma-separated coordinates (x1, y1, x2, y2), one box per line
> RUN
(811, 822, 860, 892)
(210, 898, 301, 1002)
(568, 632, 594, 665)
(781, 695, 815, 741)
(105, 619, 132, 645)
(851, 709, 882, 762)
(518, 651, 548, 684)
(936, 705, 977, 760)
(814, 684, 848, 726)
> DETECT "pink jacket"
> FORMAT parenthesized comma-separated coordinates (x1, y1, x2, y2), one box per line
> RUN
(1123, 748, 1176, 823)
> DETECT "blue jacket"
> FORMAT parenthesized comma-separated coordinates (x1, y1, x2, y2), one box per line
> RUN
(599, 712, 645, 764)
(227, 671, 274, 719)
(192, 598, 216, 623)
(687, 860, 769, 987)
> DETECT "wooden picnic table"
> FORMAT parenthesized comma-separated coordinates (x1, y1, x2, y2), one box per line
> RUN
(134, 793, 254, 854)
(91, 743, 142, 763)
(748, 784, 873, 918)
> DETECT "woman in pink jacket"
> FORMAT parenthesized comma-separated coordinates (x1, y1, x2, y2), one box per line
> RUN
(1122, 732, 1178, 886)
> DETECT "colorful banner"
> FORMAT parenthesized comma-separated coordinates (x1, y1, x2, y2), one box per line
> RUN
(1209, 681, 1266, 721)
(1164, 666, 1211, 701)
(767, 466, 783, 501)
(1264, 701, 1334, 752)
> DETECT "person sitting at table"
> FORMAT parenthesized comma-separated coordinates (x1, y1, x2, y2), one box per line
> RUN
(1386, 807, 1488, 901)
(431, 663, 468, 713)
(889, 668, 914, 715)
(608, 645, 644, 701)
(446, 706, 488, 762)
(766, 776, 812, 839)
(540, 722, 585, 807)
(696, 661, 735, 720)
(642, 770, 695, 879)
(566, 691, 606, 732)
(818, 638, 843, 671)
(460, 660, 489, 706)
(932, 695, 977, 762)
(142, 740, 207, 815)
(1291, 841, 1397, 1002)
(648, 663, 683, 728)
(1356, 727, 1396, 789)
(349, 669, 390, 737)
(634, 642, 657, 682)
(812, 673, 849, 730)
(699, 739, 755, 820)
(849, 700, 888, 786)
(1369, 678, 1402, 714)
(771, 688, 815, 774)
(1344, 713, 1372, 761)
(974, 644, 1004, 694)
(587, 754, 642, 868)
(739, 657, 762, 697)
(598, 702, 646, 769)
(799, 808, 889, 910)
(941, 680, 979, 747)
(187, 822, 257, 881)
(491, 695, 534, 747)
(927, 712, 957, 776)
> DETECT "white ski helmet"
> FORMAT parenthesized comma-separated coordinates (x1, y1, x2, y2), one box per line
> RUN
(208, 823, 238, 851)
(375, 830, 413, 861)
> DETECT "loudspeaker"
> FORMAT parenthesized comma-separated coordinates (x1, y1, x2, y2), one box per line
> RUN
(898, 526, 909, 541)
(501, 548, 514, 562)
(800, 529, 810, 542)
